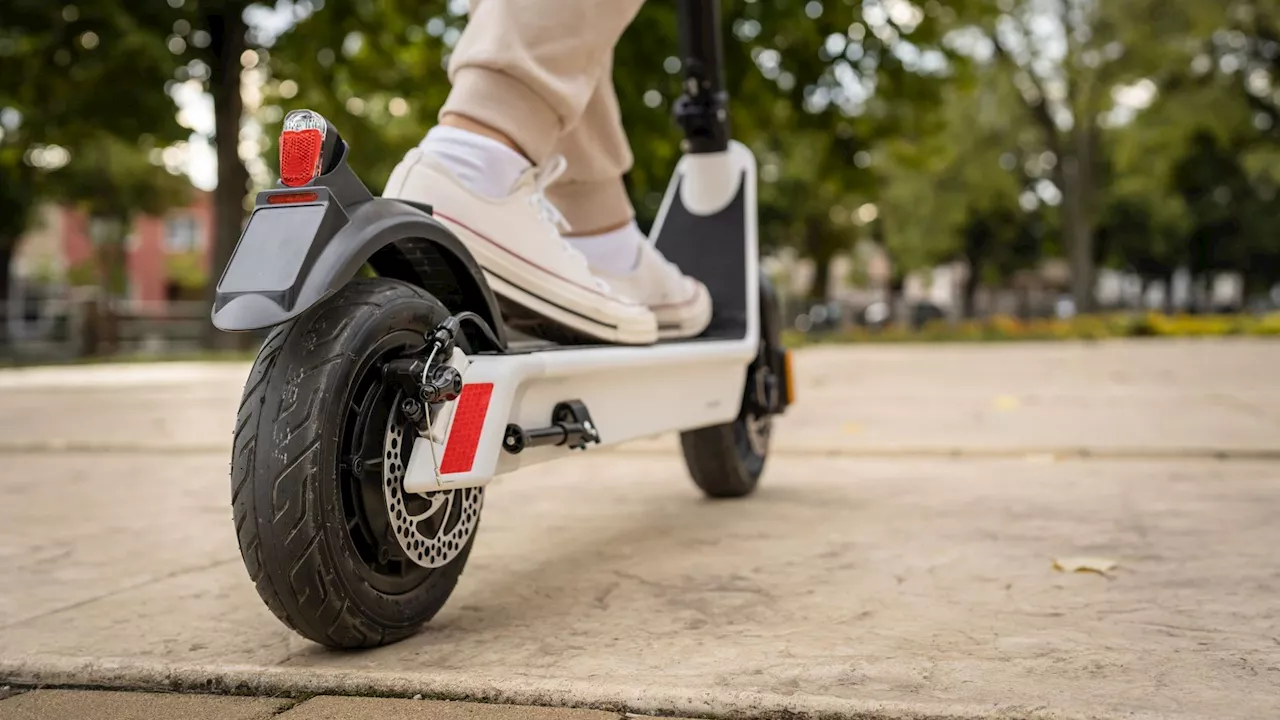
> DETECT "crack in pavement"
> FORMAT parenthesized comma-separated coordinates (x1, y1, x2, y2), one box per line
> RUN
(0, 558, 240, 632)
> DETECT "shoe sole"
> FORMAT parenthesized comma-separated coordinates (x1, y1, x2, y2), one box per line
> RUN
(654, 279, 714, 340)
(434, 211, 658, 346)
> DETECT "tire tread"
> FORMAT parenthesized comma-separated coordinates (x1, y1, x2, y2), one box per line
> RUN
(680, 420, 765, 498)
(230, 278, 475, 649)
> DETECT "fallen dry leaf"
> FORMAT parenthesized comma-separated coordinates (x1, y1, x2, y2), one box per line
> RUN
(992, 394, 1021, 411)
(1053, 557, 1118, 575)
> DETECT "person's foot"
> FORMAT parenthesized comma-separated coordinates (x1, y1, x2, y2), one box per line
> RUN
(383, 143, 658, 346)
(568, 224, 713, 340)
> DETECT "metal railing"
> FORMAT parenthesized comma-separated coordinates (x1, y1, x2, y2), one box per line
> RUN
(2, 290, 260, 364)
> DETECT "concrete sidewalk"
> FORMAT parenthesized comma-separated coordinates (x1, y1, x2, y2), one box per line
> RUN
(0, 689, 660, 720)
(1, 339, 1279, 456)
(2, 340, 1279, 720)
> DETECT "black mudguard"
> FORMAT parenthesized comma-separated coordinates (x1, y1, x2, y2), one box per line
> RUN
(757, 271, 792, 412)
(211, 196, 507, 350)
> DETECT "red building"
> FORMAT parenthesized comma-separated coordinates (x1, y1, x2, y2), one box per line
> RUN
(18, 190, 216, 305)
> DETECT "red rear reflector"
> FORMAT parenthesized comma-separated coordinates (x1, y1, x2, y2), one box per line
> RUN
(440, 383, 494, 474)
(267, 191, 319, 205)
(280, 128, 323, 187)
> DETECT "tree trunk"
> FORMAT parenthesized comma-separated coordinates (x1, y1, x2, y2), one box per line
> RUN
(203, 8, 249, 350)
(809, 251, 833, 303)
(92, 217, 129, 299)
(1062, 125, 1095, 313)
(961, 251, 983, 319)
(91, 217, 129, 355)
(804, 219, 836, 303)
(0, 240, 13, 349)
(888, 274, 908, 329)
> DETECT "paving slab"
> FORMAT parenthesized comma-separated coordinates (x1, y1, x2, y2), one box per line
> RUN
(279, 696, 621, 720)
(2, 449, 1279, 719)
(0, 689, 290, 720)
(2, 341, 1280, 719)
(1, 339, 1279, 455)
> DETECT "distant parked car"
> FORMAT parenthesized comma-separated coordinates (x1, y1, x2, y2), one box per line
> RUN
(909, 302, 946, 329)
(861, 301, 891, 329)
(794, 302, 845, 333)
(860, 300, 945, 330)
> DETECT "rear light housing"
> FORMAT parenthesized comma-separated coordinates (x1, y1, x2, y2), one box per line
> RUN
(279, 109, 338, 187)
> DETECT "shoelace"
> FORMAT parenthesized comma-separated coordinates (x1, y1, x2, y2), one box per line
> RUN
(526, 155, 613, 292)
(528, 154, 571, 233)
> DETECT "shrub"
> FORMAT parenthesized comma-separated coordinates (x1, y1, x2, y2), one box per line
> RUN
(782, 311, 1280, 346)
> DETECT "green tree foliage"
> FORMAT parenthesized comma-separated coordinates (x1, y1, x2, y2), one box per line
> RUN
(981, 0, 1214, 311)
(867, 0, 1280, 314)
(11, 0, 1278, 338)
(873, 59, 1064, 316)
(0, 1, 188, 338)
(262, 0, 990, 300)
(263, 1, 460, 192)
(1096, 4, 1280, 307)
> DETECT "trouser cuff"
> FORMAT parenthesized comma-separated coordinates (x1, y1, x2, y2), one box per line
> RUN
(439, 67, 561, 162)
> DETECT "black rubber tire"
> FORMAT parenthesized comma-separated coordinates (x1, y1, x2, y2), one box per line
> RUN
(230, 277, 478, 649)
(679, 412, 770, 499)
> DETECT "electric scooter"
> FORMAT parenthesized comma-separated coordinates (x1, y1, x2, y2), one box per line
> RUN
(212, 0, 793, 650)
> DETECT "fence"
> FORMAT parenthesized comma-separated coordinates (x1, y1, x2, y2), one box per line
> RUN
(1, 290, 259, 365)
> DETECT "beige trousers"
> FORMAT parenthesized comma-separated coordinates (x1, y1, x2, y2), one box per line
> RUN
(439, 0, 648, 234)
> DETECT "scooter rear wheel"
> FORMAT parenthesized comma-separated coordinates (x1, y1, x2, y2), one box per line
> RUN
(230, 278, 479, 649)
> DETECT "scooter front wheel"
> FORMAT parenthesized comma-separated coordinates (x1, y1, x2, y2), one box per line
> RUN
(679, 275, 789, 499)
(679, 382, 771, 498)
(230, 278, 480, 649)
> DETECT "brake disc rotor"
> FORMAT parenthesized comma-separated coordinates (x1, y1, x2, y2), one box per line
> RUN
(382, 402, 483, 569)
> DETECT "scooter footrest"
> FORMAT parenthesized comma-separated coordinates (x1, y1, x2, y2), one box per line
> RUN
(502, 400, 600, 454)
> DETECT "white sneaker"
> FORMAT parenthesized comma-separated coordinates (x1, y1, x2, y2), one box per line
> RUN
(383, 149, 658, 345)
(591, 241, 713, 340)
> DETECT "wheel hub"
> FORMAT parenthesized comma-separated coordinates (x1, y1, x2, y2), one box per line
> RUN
(744, 412, 771, 456)
(381, 401, 483, 568)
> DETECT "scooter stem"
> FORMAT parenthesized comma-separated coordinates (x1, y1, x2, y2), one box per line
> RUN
(675, 0, 730, 154)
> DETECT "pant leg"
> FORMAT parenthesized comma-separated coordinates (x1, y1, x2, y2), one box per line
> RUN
(543, 57, 635, 234)
(440, 0, 645, 163)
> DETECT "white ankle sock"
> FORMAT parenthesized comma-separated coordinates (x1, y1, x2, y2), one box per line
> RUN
(419, 125, 530, 199)
(566, 221, 644, 274)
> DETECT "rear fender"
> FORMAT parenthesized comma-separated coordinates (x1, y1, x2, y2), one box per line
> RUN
(211, 197, 507, 350)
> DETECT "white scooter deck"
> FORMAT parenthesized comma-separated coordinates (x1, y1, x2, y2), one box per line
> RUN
(403, 141, 761, 493)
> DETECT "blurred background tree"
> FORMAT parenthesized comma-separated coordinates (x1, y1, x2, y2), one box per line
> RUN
(0, 0, 187, 343)
(7, 0, 1280, 351)
(263, 0, 993, 303)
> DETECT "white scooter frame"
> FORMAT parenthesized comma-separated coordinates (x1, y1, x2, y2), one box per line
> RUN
(209, 0, 792, 651)
(403, 143, 765, 492)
